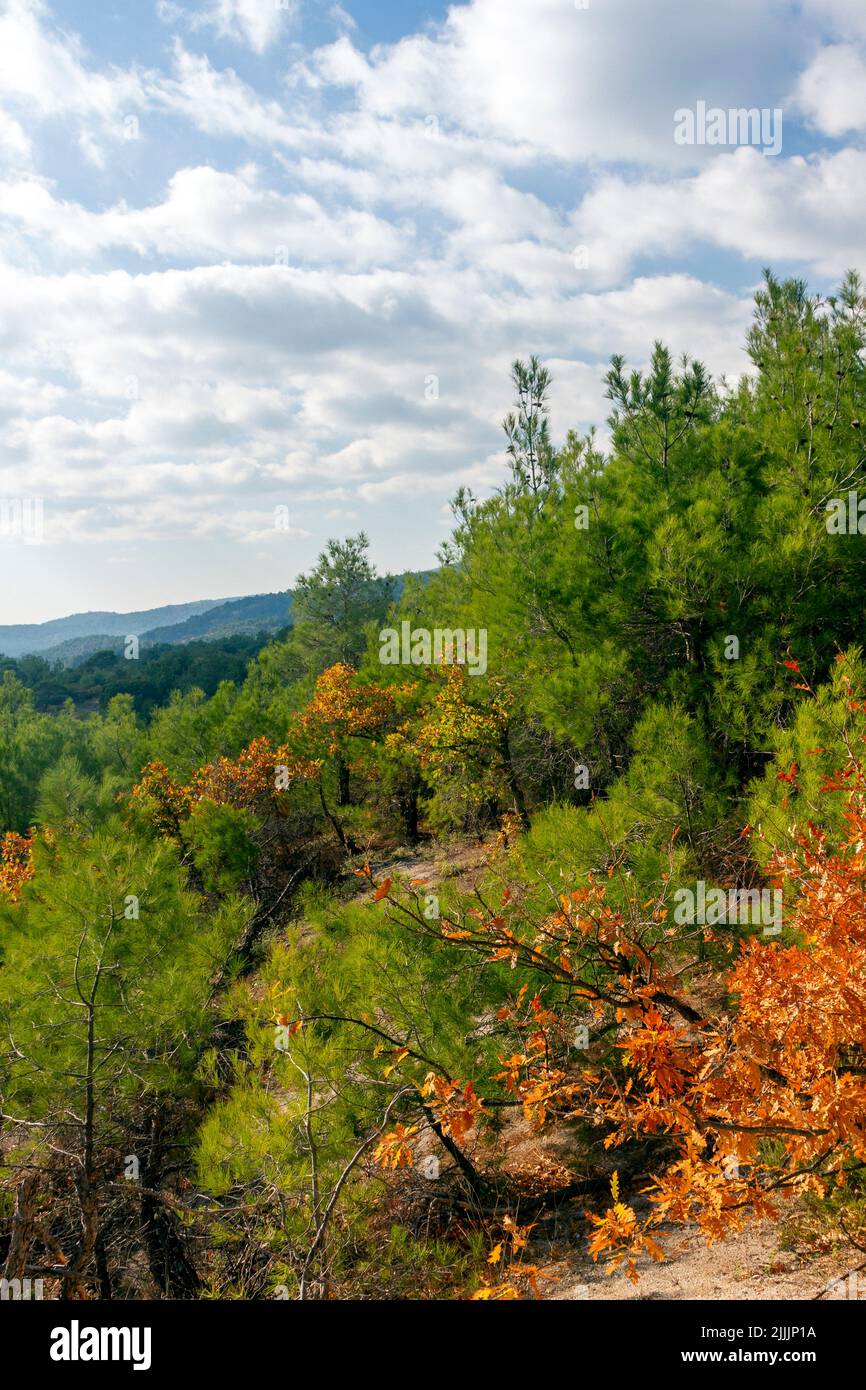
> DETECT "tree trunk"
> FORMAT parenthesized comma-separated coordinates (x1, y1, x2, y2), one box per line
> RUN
(2, 1172, 39, 1280)
(319, 782, 359, 855)
(63, 981, 100, 1298)
(94, 1229, 113, 1299)
(140, 1111, 202, 1300)
(336, 755, 350, 807)
(500, 724, 530, 830)
(62, 1180, 98, 1299)
(140, 1196, 201, 1299)
(399, 774, 421, 844)
(421, 1103, 490, 1204)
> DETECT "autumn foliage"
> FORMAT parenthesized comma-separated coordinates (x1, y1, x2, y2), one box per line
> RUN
(0, 829, 35, 902)
(584, 769, 866, 1277)
(362, 747, 866, 1283)
(292, 663, 402, 755)
(130, 736, 319, 834)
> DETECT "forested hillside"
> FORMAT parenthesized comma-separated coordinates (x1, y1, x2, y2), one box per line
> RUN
(2, 272, 866, 1301)
(1, 632, 287, 715)
(0, 598, 230, 660)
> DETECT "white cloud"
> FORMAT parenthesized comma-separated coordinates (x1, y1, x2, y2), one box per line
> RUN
(1, 0, 864, 620)
(0, 0, 146, 171)
(0, 248, 753, 550)
(152, 41, 306, 146)
(203, 0, 300, 55)
(793, 43, 866, 134)
(328, 4, 355, 36)
(311, 0, 798, 167)
(572, 148, 866, 284)
(0, 165, 410, 268)
(799, 0, 866, 43)
(0, 107, 30, 160)
(0, 0, 144, 119)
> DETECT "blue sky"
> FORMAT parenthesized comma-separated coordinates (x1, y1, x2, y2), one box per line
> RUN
(1, 0, 865, 622)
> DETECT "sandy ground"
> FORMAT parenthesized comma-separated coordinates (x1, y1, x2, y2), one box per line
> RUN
(545, 1214, 858, 1301)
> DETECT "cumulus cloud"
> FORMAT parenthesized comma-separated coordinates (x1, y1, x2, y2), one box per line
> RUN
(152, 41, 308, 145)
(0, 107, 30, 161)
(0, 166, 410, 267)
(793, 43, 866, 134)
(572, 148, 866, 285)
(1, 0, 864, 620)
(310, 0, 799, 167)
(799, 0, 866, 43)
(0, 0, 146, 160)
(203, 0, 300, 54)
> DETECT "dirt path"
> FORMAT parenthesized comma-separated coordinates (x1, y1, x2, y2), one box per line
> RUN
(545, 1213, 856, 1301)
(370, 840, 493, 891)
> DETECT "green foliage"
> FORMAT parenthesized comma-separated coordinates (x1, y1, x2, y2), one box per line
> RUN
(747, 649, 866, 863)
(495, 705, 718, 933)
(1, 631, 278, 715)
(0, 671, 87, 831)
(185, 801, 260, 894)
(292, 533, 395, 674)
(0, 824, 246, 1154)
(4, 269, 866, 1299)
(144, 682, 242, 780)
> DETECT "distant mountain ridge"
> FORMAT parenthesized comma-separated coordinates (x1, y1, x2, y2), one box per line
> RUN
(148, 591, 292, 645)
(0, 598, 229, 659)
(1, 574, 430, 667)
(0, 592, 291, 663)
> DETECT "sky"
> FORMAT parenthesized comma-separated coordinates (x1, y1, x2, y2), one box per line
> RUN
(0, 0, 865, 622)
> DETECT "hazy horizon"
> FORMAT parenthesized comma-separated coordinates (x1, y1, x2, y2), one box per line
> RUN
(0, 591, 256, 631)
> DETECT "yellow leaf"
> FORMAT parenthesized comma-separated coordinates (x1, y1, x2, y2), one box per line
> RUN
(383, 1046, 409, 1077)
